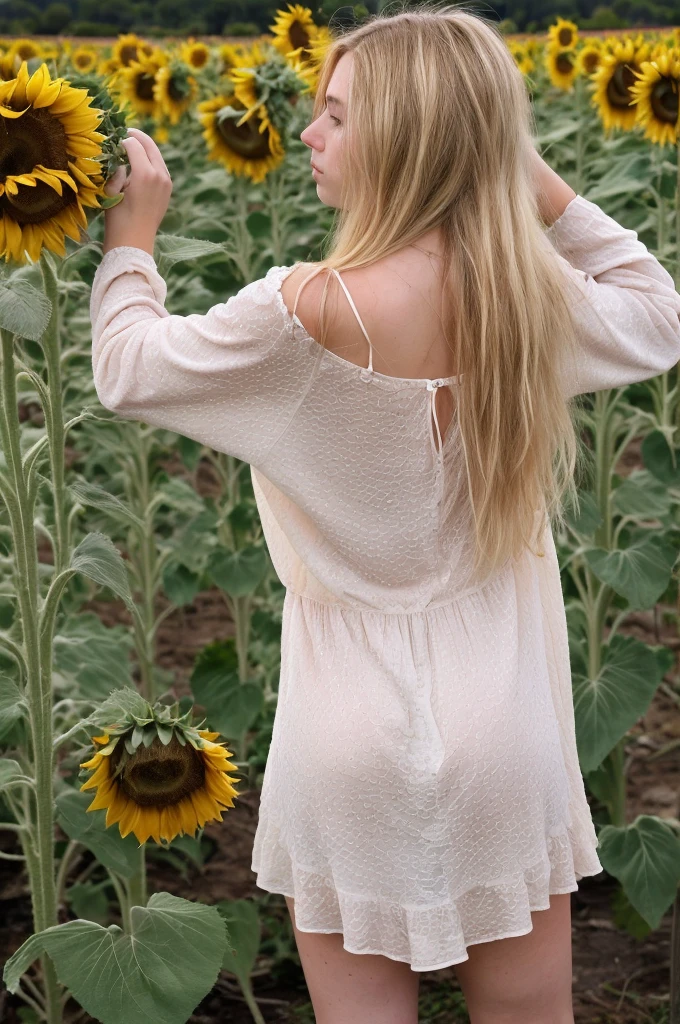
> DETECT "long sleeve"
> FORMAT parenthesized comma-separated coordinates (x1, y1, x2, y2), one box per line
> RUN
(545, 194, 680, 399)
(89, 248, 303, 466)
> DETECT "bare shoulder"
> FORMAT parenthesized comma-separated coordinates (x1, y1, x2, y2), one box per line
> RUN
(279, 262, 332, 339)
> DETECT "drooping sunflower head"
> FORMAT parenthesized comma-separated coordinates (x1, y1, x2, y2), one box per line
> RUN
(545, 46, 578, 92)
(153, 61, 197, 126)
(0, 62, 107, 264)
(590, 36, 652, 135)
(269, 3, 318, 63)
(180, 39, 212, 72)
(197, 92, 286, 184)
(547, 17, 579, 51)
(111, 33, 155, 69)
(629, 49, 680, 147)
(78, 692, 240, 847)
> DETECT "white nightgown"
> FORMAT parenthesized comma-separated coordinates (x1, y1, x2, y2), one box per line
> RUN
(90, 195, 680, 971)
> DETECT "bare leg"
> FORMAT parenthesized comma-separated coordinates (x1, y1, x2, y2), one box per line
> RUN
(284, 895, 420, 1024)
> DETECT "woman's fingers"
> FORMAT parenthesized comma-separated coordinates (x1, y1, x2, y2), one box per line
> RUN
(120, 135, 152, 175)
(126, 126, 171, 179)
(104, 164, 129, 195)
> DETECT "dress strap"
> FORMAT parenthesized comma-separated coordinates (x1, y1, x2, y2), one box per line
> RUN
(331, 269, 374, 373)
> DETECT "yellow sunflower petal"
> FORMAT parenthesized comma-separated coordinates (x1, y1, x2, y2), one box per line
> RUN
(0, 104, 29, 119)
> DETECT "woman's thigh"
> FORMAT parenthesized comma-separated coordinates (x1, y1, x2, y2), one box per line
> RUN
(452, 892, 575, 1024)
(284, 895, 421, 1024)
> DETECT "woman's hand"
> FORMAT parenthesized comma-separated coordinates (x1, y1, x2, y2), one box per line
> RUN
(102, 127, 173, 256)
(528, 146, 577, 227)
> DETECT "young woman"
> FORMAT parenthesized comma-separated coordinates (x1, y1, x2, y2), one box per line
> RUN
(91, 6, 680, 1022)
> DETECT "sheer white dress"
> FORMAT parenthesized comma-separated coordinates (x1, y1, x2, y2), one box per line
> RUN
(90, 194, 680, 971)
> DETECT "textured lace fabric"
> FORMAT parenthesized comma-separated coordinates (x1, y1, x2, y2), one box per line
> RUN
(90, 195, 680, 970)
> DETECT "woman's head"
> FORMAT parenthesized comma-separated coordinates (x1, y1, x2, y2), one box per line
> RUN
(298, 3, 588, 586)
(300, 3, 539, 239)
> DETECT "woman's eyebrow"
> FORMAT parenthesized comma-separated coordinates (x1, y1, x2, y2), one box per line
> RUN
(326, 95, 344, 107)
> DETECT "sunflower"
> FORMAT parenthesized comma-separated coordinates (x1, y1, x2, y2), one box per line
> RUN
(71, 46, 99, 74)
(590, 36, 652, 134)
(269, 3, 318, 63)
(629, 50, 680, 146)
(8, 38, 42, 64)
(545, 46, 579, 91)
(153, 62, 197, 126)
(111, 33, 155, 69)
(110, 51, 168, 119)
(197, 92, 285, 183)
(547, 17, 579, 50)
(0, 62, 105, 264)
(79, 702, 240, 847)
(180, 39, 211, 71)
(219, 43, 245, 76)
(508, 41, 535, 77)
(575, 44, 603, 77)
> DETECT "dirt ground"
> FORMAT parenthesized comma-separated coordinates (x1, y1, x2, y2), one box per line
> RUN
(0, 444, 678, 1023)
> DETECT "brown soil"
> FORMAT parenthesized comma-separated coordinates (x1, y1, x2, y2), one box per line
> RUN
(0, 443, 678, 1024)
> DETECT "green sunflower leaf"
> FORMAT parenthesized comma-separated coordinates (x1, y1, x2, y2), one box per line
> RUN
(0, 279, 52, 341)
(3, 892, 228, 1024)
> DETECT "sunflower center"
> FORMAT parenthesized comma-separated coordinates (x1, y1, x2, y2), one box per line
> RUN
(607, 63, 638, 108)
(119, 44, 139, 66)
(558, 28, 573, 46)
(111, 734, 206, 808)
(584, 52, 600, 74)
(289, 21, 311, 52)
(0, 108, 74, 225)
(556, 52, 574, 75)
(135, 71, 156, 101)
(216, 111, 271, 159)
(168, 76, 187, 102)
(651, 78, 679, 123)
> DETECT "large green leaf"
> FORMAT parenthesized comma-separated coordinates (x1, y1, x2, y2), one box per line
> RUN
(0, 278, 52, 340)
(3, 891, 228, 1024)
(190, 659, 262, 740)
(55, 788, 142, 880)
(70, 532, 135, 611)
(641, 429, 680, 488)
(69, 480, 145, 531)
(610, 470, 673, 520)
(597, 816, 680, 929)
(53, 613, 135, 701)
(154, 234, 225, 276)
(563, 489, 602, 538)
(207, 545, 269, 597)
(584, 535, 678, 609)
(217, 899, 260, 981)
(0, 758, 25, 790)
(0, 675, 27, 741)
(573, 633, 665, 774)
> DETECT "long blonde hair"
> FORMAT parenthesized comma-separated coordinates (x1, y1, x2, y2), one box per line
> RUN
(296, 1, 589, 587)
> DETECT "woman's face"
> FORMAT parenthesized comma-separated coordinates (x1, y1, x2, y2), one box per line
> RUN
(300, 51, 352, 209)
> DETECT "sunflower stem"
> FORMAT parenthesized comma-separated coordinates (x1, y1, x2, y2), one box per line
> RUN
(0, 325, 63, 1022)
(106, 868, 131, 930)
(39, 253, 69, 574)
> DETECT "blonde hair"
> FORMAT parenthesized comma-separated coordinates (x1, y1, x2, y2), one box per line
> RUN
(296, 1, 589, 587)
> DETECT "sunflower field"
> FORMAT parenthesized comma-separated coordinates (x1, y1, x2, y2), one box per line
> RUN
(0, 8, 679, 1023)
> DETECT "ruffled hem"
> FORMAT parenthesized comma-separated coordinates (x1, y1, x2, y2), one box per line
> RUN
(251, 821, 603, 971)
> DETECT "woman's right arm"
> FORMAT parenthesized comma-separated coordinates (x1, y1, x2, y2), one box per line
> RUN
(530, 148, 577, 227)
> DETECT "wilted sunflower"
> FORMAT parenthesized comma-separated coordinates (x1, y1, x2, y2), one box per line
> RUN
(111, 33, 155, 69)
(545, 46, 578, 91)
(0, 62, 105, 264)
(269, 3, 318, 63)
(180, 39, 211, 71)
(547, 17, 579, 50)
(629, 50, 680, 146)
(79, 700, 240, 846)
(197, 92, 285, 183)
(153, 61, 197, 125)
(591, 36, 652, 134)
(71, 46, 99, 74)
(110, 51, 168, 119)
